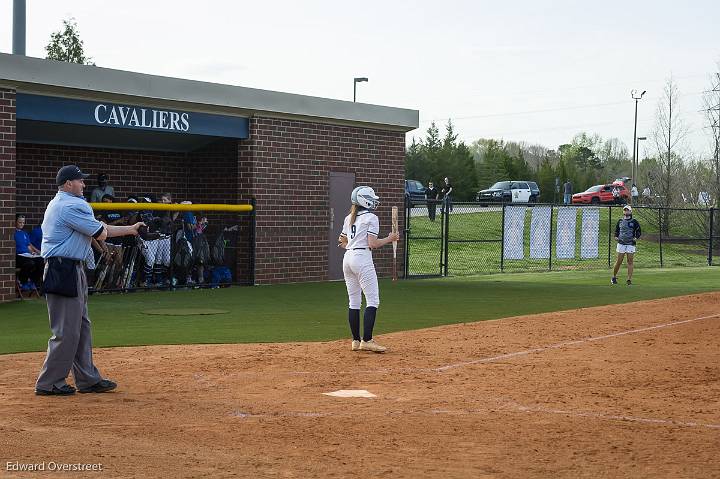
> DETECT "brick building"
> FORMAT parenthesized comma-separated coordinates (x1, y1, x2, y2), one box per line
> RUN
(0, 53, 418, 303)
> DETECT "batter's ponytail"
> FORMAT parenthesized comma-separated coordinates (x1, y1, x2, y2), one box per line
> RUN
(349, 204, 359, 227)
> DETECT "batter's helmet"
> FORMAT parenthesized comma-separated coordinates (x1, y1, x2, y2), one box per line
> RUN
(352, 186, 380, 210)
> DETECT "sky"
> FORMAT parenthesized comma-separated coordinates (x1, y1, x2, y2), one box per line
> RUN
(1, 0, 719, 158)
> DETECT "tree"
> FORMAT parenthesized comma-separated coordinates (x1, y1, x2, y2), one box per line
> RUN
(703, 62, 720, 205)
(45, 18, 94, 65)
(405, 121, 477, 200)
(438, 121, 477, 200)
(536, 156, 556, 203)
(471, 139, 505, 187)
(652, 77, 689, 233)
(404, 138, 425, 181)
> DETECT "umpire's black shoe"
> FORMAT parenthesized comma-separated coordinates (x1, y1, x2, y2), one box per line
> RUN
(79, 379, 117, 394)
(35, 384, 76, 396)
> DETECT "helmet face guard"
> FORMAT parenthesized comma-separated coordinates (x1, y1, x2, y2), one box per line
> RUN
(351, 186, 380, 210)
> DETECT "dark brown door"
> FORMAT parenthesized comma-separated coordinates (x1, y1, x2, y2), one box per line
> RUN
(328, 172, 355, 280)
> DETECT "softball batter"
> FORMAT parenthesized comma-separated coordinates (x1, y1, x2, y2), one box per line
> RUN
(338, 186, 400, 353)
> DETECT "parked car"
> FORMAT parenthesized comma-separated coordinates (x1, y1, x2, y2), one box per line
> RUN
(572, 184, 630, 204)
(614, 177, 631, 186)
(405, 179, 426, 204)
(476, 180, 537, 203)
(528, 181, 540, 202)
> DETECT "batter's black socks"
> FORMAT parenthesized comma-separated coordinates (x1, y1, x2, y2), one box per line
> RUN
(363, 306, 377, 342)
(348, 309, 361, 341)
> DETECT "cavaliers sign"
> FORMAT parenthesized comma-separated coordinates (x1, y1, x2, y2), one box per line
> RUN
(16, 93, 249, 138)
(94, 104, 190, 132)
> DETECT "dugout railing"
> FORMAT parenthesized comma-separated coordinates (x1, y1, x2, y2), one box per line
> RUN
(86, 200, 256, 292)
(405, 200, 719, 278)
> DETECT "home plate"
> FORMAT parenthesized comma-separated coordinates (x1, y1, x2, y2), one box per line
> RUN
(323, 389, 376, 398)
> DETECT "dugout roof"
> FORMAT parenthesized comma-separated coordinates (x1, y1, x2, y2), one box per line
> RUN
(0, 53, 419, 134)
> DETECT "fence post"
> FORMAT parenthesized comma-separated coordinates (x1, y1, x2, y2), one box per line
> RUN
(607, 206, 612, 268)
(500, 204, 506, 273)
(404, 197, 410, 278)
(548, 204, 554, 271)
(169, 224, 175, 289)
(438, 201, 444, 275)
(658, 207, 664, 268)
(249, 197, 256, 285)
(709, 207, 715, 266)
(443, 201, 450, 277)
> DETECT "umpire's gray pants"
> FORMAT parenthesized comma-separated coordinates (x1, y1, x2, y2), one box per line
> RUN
(36, 264, 103, 391)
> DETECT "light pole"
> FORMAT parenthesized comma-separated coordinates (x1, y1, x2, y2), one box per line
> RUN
(635, 136, 647, 186)
(353, 77, 368, 102)
(635, 136, 647, 165)
(631, 90, 646, 185)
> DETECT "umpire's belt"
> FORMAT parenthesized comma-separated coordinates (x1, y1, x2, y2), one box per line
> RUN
(45, 257, 81, 266)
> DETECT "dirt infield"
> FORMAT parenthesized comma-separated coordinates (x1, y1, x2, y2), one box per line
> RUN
(1, 293, 719, 478)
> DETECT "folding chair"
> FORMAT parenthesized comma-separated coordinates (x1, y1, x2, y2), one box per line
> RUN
(15, 268, 41, 299)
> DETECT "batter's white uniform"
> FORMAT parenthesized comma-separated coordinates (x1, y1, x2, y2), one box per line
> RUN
(340, 210, 380, 309)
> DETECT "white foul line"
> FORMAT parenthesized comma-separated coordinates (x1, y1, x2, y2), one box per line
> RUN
(432, 313, 720, 372)
(220, 312, 720, 377)
(510, 404, 720, 430)
(230, 403, 720, 430)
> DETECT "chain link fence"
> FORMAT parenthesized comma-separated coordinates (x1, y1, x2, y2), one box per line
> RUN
(405, 201, 718, 278)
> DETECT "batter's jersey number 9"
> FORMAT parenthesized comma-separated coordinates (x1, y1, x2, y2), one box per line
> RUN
(350, 225, 357, 239)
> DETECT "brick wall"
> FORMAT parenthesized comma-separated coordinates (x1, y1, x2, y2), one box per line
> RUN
(16, 144, 189, 226)
(248, 116, 406, 284)
(0, 88, 16, 302)
(187, 138, 253, 283)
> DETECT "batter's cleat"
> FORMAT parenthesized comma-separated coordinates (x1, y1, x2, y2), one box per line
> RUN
(359, 339, 387, 353)
(351, 340, 361, 351)
(626, 279, 632, 285)
(610, 277, 618, 285)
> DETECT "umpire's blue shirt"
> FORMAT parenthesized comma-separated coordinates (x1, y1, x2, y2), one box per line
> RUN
(41, 191, 104, 260)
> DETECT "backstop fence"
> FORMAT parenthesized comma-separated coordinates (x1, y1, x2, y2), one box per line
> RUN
(404, 200, 719, 278)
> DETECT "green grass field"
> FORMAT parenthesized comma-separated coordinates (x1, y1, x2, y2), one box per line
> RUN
(2, 267, 719, 355)
(407, 205, 713, 276)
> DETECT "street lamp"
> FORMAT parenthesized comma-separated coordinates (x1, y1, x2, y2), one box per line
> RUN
(353, 77, 368, 102)
(631, 89, 646, 186)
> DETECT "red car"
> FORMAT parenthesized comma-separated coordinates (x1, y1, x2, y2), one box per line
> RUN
(572, 184, 630, 204)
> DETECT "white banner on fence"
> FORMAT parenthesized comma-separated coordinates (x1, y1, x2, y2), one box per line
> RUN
(503, 206, 526, 260)
(556, 207, 577, 259)
(530, 206, 552, 259)
(581, 208, 600, 258)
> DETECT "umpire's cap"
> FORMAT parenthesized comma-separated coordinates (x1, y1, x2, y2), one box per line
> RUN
(56, 165, 90, 185)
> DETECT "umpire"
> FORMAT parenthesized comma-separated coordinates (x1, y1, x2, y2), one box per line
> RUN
(35, 165, 144, 396)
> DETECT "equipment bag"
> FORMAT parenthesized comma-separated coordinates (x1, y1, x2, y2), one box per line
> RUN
(43, 257, 79, 297)
(211, 232, 226, 265)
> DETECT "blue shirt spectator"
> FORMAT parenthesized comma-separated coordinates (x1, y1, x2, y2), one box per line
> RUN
(182, 210, 197, 242)
(14, 215, 41, 256)
(30, 225, 43, 251)
(14, 214, 43, 288)
(15, 229, 32, 255)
